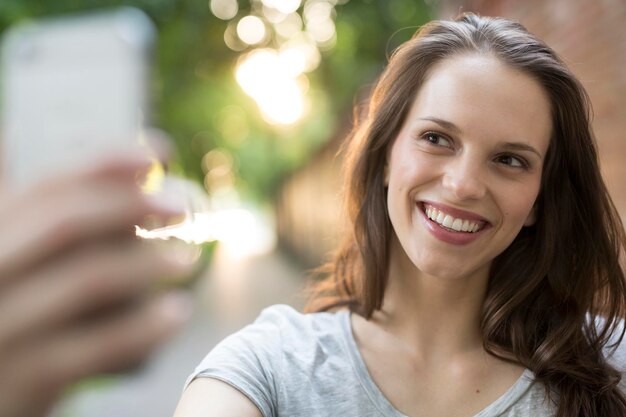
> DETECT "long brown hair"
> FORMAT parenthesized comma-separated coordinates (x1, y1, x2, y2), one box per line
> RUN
(305, 13, 626, 416)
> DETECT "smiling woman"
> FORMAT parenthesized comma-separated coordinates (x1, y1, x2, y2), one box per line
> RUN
(175, 13, 626, 417)
(384, 54, 551, 279)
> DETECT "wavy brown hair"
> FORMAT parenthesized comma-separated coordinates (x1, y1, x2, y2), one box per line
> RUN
(305, 13, 626, 416)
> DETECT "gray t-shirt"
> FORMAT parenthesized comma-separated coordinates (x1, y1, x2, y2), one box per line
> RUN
(186, 305, 626, 417)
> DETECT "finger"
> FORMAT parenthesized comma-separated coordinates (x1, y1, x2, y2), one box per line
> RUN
(0, 291, 191, 415)
(0, 147, 172, 223)
(32, 291, 192, 384)
(0, 240, 195, 346)
(0, 170, 186, 282)
(0, 371, 60, 417)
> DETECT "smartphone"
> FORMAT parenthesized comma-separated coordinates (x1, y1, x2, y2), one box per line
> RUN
(0, 7, 211, 282)
(0, 7, 155, 189)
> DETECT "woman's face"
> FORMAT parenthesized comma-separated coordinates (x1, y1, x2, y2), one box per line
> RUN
(385, 54, 552, 280)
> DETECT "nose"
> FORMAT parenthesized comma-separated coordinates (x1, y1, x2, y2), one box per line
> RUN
(441, 156, 487, 201)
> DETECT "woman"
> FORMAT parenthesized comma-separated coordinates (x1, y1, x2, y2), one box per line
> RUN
(174, 13, 626, 417)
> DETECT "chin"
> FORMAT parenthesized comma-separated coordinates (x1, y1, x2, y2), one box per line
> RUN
(409, 250, 491, 282)
(415, 262, 471, 281)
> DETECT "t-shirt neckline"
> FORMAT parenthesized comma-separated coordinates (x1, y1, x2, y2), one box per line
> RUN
(337, 310, 536, 417)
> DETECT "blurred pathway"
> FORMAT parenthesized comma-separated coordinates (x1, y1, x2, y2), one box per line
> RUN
(54, 244, 307, 417)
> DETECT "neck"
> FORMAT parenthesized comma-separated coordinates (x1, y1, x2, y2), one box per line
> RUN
(374, 237, 491, 362)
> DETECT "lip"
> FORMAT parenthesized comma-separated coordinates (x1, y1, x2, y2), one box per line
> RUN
(417, 201, 491, 245)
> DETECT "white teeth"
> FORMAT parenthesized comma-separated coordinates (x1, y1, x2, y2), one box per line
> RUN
(423, 204, 484, 233)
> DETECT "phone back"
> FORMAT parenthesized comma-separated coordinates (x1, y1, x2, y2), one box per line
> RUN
(0, 8, 155, 188)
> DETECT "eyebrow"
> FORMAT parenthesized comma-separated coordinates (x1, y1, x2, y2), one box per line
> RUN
(419, 116, 462, 134)
(417, 116, 543, 159)
(500, 142, 543, 159)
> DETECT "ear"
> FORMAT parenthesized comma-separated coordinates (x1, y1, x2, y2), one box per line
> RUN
(523, 206, 536, 226)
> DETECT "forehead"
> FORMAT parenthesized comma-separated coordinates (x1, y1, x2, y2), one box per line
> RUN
(407, 54, 552, 154)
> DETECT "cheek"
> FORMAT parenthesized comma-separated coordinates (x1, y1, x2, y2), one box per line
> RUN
(387, 161, 435, 212)
(388, 146, 439, 190)
(498, 183, 541, 230)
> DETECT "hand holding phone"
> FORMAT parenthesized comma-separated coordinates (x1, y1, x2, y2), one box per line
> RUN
(0, 10, 197, 417)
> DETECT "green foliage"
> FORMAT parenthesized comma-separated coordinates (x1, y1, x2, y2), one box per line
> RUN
(0, 0, 433, 201)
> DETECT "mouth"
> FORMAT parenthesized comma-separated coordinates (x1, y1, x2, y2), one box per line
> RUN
(420, 201, 490, 234)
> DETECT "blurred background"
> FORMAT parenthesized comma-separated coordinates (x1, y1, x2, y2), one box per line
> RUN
(0, 0, 624, 416)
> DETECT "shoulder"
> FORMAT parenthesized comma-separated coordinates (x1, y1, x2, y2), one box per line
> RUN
(242, 304, 344, 341)
(249, 304, 341, 342)
(185, 305, 349, 417)
(205, 305, 332, 350)
(188, 304, 346, 383)
(252, 303, 317, 329)
(197, 305, 312, 365)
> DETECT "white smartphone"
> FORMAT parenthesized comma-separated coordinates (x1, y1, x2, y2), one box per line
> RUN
(0, 7, 155, 189)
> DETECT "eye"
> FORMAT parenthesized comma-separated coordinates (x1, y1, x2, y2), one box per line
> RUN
(421, 131, 452, 148)
(494, 154, 529, 169)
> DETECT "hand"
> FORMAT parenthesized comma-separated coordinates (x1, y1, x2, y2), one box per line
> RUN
(0, 149, 195, 417)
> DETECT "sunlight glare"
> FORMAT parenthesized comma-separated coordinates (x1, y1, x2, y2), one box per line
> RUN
(278, 47, 307, 77)
(236, 48, 305, 125)
(136, 213, 213, 245)
(136, 207, 275, 259)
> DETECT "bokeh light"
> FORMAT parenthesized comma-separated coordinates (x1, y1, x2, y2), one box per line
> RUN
(304, 0, 337, 46)
(202, 148, 236, 193)
(212, 0, 347, 125)
(210, 0, 239, 20)
(304, 0, 334, 24)
(262, 0, 302, 15)
(237, 15, 267, 45)
(282, 36, 321, 71)
(307, 18, 336, 45)
(274, 12, 303, 38)
(224, 21, 247, 51)
(278, 47, 307, 77)
(262, 5, 287, 24)
(216, 105, 249, 145)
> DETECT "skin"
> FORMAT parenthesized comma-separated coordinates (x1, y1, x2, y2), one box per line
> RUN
(0, 142, 195, 417)
(174, 54, 552, 417)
